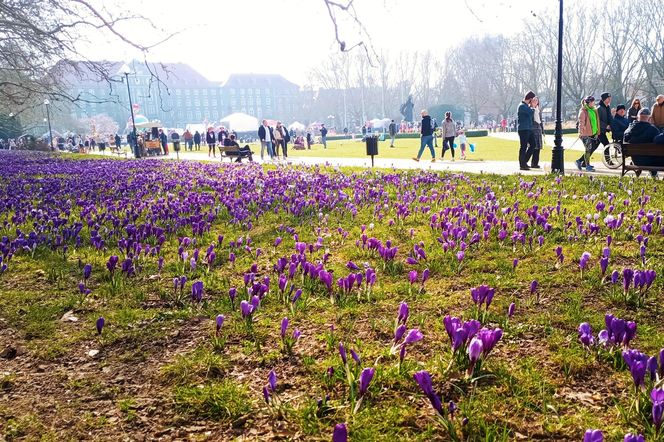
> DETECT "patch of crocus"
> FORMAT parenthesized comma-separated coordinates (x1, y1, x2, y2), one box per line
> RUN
(332, 423, 348, 442)
(215, 314, 224, 335)
(578, 323, 594, 348)
(96, 316, 105, 335)
(623, 434, 644, 442)
(83, 263, 92, 281)
(651, 388, 664, 433)
(106, 255, 119, 274)
(470, 285, 495, 311)
(599, 314, 637, 348)
(583, 429, 603, 442)
(191, 280, 203, 303)
(413, 370, 444, 416)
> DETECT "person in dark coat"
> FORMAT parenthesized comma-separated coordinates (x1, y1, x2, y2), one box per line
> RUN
(597, 92, 613, 149)
(610, 104, 630, 142)
(193, 131, 201, 150)
(517, 90, 536, 170)
(624, 108, 662, 176)
(258, 120, 275, 160)
(158, 129, 168, 155)
(205, 128, 217, 157)
(114, 134, 121, 149)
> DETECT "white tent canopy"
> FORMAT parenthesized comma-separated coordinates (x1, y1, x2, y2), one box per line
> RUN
(220, 112, 259, 132)
(288, 121, 305, 131)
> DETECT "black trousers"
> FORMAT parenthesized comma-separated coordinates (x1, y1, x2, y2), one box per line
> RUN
(577, 134, 607, 166)
(518, 130, 534, 166)
(283, 141, 288, 157)
(531, 149, 540, 167)
(208, 143, 216, 156)
(442, 137, 455, 158)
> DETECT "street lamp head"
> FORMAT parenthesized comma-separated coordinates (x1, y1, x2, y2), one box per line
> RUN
(119, 63, 132, 76)
(44, 99, 50, 105)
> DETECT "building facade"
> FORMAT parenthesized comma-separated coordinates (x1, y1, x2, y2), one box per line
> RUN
(64, 61, 300, 131)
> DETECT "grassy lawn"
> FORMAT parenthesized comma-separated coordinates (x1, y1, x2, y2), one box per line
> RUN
(0, 152, 660, 441)
(179, 134, 600, 164)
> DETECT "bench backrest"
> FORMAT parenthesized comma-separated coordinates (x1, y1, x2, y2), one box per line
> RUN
(622, 143, 663, 157)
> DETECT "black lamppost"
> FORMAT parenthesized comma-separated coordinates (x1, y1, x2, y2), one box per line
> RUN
(44, 99, 54, 151)
(551, 0, 565, 174)
(119, 63, 140, 158)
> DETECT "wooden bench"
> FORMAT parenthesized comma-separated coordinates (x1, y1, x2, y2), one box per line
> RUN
(621, 143, 664, 177)
(110, 148, 128, 158)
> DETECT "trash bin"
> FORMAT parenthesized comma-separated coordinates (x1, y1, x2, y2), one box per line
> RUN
(173, 141, 181, 152)
(365, 136, 378, 156)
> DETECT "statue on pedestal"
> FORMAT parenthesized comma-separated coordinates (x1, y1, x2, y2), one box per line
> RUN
(400, 95, 414, 123)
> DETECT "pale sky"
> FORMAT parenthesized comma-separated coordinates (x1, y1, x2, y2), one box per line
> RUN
(80, 0, 564, 86)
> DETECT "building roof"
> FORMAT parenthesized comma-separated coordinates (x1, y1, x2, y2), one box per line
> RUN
(222, 73, 299, 91)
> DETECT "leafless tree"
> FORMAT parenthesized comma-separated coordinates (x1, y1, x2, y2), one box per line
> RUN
(0, 0, 175, 117)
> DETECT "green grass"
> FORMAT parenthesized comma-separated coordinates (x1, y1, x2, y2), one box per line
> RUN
(1, 156, 662, 440)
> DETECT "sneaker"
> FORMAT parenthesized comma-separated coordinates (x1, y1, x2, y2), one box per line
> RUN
(530, 164, 541, 169)
(520, 165, 530, 171)
(431, 158, 436, 163)
(585, 165, 595, 172)
(412, 157, 420, 162)
(575, 159, 582, 171)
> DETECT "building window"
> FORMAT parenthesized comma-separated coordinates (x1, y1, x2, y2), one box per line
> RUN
(255, 88, 260, 95)
(185, 90, 190, 96)
(203, 99, 208, 106)
(240, 88, 245, 95)
(265, 88, 270, 94)
(187, 111, 193, 119)
(193, 90, 199, 96)
(231, 99, 236, 107)
(176, 89, 181, 95)
(202, 90, 207, 96)
(186, 100, 191, 106)
(194, 99, 200, 106)
(230, 88, 235, 95)
(265, 98, 271, 105)
(210, 89, 217, 96)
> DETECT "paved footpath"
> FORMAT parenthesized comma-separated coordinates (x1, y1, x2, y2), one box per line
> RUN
(164, 150, 624, 177)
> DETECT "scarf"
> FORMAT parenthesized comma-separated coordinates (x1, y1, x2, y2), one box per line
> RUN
(585, 104, 599, 136)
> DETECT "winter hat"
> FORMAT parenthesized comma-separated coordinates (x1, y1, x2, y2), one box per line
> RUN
(616, 104, 626, 111)
(600, 92, 611, 101)
(638, 108, 651, 116)
(524, 91, 536, 101)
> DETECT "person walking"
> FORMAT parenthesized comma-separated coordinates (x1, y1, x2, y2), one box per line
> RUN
(432, 118, 439, 148)
(159, 129, 168, 155)
(413, 109, 435, 162)
(205, 127, 216, 157)
(575, 96, 600, 172)
(320, 124, 328, 149)
(440, 111, 456, 161)
(529, 96, 544, 168)
(114, 134, 121, 150)
(273, 121, 285, 159)
(258, 120, 275, 160)
(652, 95, 664, 130)
(183, 129, 193, 151)
(628, 98, 642, 122)
(597, 92, 613, 150)
(388, 119, 397, 147)
(282, 123, 290, 158)
(517, 91, 536, 170)
(193, 130, 201, 150)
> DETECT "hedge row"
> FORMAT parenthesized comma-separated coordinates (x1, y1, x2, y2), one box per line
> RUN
(543, 128, 578, 135)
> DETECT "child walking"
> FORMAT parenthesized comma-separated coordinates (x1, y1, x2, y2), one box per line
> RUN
(457, 129, 467, 160)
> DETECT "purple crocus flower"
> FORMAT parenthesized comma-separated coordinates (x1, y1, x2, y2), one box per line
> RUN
(229, 287, 237, 305)
(611, 270, 620, 284)
(292, 288, 302, 304)
(512, 258, 519, 269)
(623, 349, 649, 390)
(456, 250, 465, 262)
(623, 434, 644, 442)
(350, 349, 361, 366)
(96, 316, 105, 335)
(280, 317, 289, 338)
(623, 268, 634, 292)
(240, 300, 254, 318)
(339, 342, 347, 365)
(358, 367, 375, 396)
(274, 237, 282, 248)
(599, 257, 609, 276)
(346, 261, 360, 271)
(579, 252, 591, 271)
(403, 328, 424, 345)
(468, 337, 483, 363)
(421, 268, 430, 284)
(408, 270, 418, 284)
(530, 280, 538, 295)
(268, 369, 277, 392)
(106, 255, 119, 273)
(397, 302, 409, 325)
(215, 314, 224, 334)
(292, 329, 301, 340)
(263, 386, 270, 403)
(191, 280, 203, 303)
(332, 423, 348, 442)
(394, 324, 407, 343)
(578, 323, 594, 347)
(583, 430, 603, 442)
(648, 356, 658, 381)
(507, 302, 516, 318)
(83, 264, 92, 281)
(651, 388, 664, 432)
(413, 370, 444, 415)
